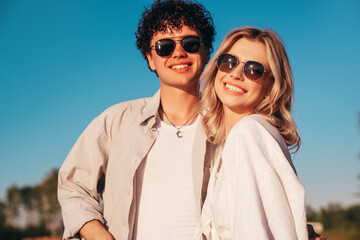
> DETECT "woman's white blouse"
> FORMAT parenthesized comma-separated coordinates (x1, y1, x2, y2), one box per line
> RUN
(196, 114, 308, 240)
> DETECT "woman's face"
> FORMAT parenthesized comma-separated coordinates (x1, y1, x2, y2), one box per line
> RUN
(214, 38, 272, 117)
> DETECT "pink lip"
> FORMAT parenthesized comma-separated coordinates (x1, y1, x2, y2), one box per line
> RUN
(223, 82, 247, 96)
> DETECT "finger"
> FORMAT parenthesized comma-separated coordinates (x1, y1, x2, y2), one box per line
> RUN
(316, 237, 328, 240)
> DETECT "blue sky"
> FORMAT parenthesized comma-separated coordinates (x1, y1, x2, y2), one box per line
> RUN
(0, 0, 359, 209)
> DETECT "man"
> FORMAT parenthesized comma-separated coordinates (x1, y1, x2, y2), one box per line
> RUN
(58, 0, 324, 239)
(58, 1, 214, 239)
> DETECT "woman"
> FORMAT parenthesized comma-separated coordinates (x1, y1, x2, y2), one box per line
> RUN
(197, 27, 309, 239)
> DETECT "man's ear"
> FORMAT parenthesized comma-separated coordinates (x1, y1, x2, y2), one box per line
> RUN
(146, 52, 156, 71)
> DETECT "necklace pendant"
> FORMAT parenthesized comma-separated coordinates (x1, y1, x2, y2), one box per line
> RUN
(176, 130, 183, 138)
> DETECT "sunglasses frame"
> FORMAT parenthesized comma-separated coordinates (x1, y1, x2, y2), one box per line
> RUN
(150, 35, 202, 57)
(217, 53, 268, 81)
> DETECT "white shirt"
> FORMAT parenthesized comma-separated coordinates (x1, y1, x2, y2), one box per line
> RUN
(197, 114, 308, 240)
(134, 116, 200, 240)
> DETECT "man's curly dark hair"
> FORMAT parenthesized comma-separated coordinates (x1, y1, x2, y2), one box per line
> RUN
(135, 0, 215, 62)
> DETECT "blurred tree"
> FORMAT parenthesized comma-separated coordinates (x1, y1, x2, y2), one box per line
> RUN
(39, 169, 63, 236)
(19, 186, 41, 211)
(0, 201, 5, 227)
(40, 169, 60, 215)
(357, 112, 360, 198)
(321, 203, 346, 230)
(345, 205, 360, 229)
(357, 175, 360, 198)
(306, 205, 320, 222)
(6, 185, 21, 227)
(2, 168, 63, 237)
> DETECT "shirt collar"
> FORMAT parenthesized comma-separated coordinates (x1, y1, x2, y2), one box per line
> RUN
(139, 89, 161, 126)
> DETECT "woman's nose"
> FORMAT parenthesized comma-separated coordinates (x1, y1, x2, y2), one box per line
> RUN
(230, 64, 245, 80)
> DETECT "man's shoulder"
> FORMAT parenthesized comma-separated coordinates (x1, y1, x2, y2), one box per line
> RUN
(105, 96, 153, 115)
(87, 93, 159, 134)
(102, 95, 157, 123)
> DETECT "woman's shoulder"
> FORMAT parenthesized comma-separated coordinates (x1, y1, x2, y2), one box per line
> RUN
(226, 114, 294, 172)
(229, 114, 287, 150)
(230, 114, 276, 136)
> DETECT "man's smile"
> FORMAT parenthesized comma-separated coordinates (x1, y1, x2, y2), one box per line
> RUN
(170, 64, 191, 69)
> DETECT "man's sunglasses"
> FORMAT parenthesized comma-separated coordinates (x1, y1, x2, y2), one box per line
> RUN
(217, 53, 268, 81)
(150, 36, 202, 57)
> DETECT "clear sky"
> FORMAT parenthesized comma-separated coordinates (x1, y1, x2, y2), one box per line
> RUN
(0, 0, 359, 209)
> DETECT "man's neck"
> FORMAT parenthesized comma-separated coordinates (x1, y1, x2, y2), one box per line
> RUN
(159, 86, 200, 126)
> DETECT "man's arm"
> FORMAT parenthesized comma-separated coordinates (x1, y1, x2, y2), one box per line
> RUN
(58, 112, 110, 239)
(79, 220, 114, 240)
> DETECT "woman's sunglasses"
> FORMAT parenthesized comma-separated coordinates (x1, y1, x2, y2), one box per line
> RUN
(150, 36, 202, 57)
(217, 53, 268, 81)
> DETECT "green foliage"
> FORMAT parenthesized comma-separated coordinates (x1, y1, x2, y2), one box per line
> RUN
(306, 205, 320, 222)
(346, 205, 360, 229)
(19, 186, 42, 211)
(321, 203, 347, 229)
(0, 225, 50, 240)
(307, 203, 360, 232)
(2, 168, 62, 237)
(40, 169, 60, 215)
(0, 201, 5, 227)
(0, 225, 22, 240)
(6, 186, 20, 216)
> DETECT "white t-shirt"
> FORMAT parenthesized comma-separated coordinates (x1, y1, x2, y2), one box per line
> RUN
(134, 116, 200, 240)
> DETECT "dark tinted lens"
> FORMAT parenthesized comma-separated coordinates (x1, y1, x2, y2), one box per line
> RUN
(182, 36, 201, 53)
(155, 39, 175, 56)
(217, 54, 238, 72)
(244, 61, 265, 80)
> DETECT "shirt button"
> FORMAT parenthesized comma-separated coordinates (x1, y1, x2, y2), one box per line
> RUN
(126, 190, 131, 195)
(122, 220, 127, 226)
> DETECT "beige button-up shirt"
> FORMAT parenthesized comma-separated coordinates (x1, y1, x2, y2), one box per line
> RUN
(58, 91, 217, 240)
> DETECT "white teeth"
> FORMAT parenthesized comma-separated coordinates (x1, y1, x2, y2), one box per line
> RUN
(225, 83, 245, 93)
(171, 64, 189, 69)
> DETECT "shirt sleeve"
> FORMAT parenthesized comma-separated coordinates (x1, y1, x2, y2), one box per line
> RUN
(58, 112, 110, 239)
(222, 116, 308, 240)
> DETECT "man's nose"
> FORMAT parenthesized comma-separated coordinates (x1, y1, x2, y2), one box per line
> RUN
(172, 41, 187, 58)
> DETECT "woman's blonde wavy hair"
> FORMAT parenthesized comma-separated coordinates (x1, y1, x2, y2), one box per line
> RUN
(200, 27, 301, 152)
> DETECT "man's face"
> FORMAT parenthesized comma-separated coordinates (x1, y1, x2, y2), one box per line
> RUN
(146, 26, 209, 92)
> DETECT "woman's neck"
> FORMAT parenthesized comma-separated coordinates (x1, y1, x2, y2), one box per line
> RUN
(223, 108, 252, 138)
